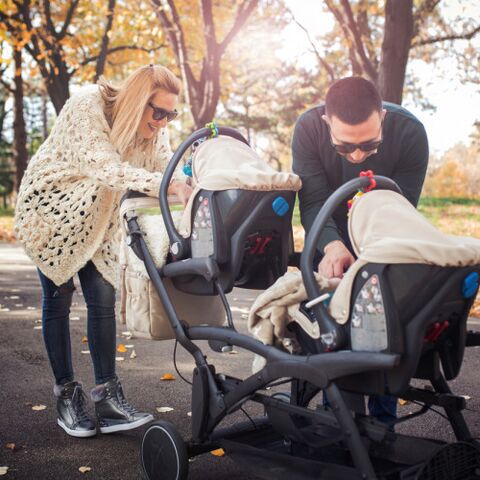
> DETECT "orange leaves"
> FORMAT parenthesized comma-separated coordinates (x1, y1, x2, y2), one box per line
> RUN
(160, 373, 175, 381)
(117, 343, 127, 353)
(210, 448, 225, 457)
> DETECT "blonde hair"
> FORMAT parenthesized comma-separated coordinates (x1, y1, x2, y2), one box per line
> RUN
(98, 65, 181, 157)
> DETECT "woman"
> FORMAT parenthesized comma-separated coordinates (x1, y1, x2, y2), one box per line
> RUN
(14, 65, 191, 437)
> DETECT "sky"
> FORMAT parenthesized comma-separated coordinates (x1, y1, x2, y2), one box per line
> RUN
(282, 0, 480, 156)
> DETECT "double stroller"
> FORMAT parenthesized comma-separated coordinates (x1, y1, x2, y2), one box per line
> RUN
(122, 127, 480, 480)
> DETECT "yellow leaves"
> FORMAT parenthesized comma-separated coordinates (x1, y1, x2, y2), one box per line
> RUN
(81, 335, 88, 343)
(210, 448, 225, 457)
(117, 343, 127, 353)
(31, 404, 47, 411)
(156, 406, 174, 413)
(160, 373, 176, 381)
(398, 398, 408, 406)
(4, 443, 16, 451)
(79, 466, 92, 473)
(0, 466, 8, 476)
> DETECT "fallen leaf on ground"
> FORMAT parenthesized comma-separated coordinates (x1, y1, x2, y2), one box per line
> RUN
(125, 344, 134, 348)
(156, 407, 174, 413)
(81, 336, 88, 343)
(81, 350, 90, 354)
(115, 357, 124, 361)
(187, 412, 192, 417)
(4, 443, 16, 451)
(27, 306, 36, 310)
(121, 331, 132, 337)
(79, 466, 92, 473)
(14, 304, 23, 307)
(0, 466, 8, 475)
(228, 350, 239, 355)
(398, 399, 408, 406)
(210, 448, 225, 457)
(7, 295, 20, 300)
(34, 319, 42, 324)
(130, 350, 137, 359)
(32, 405, 47, 411)
(160, 373, 175, 381)
(71, 316, 80, 321)
(33, 326, 42, 330)
(117, 344, 127, 353)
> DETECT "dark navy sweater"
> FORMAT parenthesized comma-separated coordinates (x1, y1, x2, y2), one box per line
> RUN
(292, 102, 429, 254)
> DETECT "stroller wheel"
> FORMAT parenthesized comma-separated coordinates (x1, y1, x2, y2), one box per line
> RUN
(141, 420, 189, 480)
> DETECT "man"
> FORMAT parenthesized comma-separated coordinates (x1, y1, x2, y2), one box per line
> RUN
(292, 76, 429, 426)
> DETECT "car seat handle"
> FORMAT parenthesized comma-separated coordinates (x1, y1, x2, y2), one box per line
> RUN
(159, 126, 249, 260)
(300, 175, 402, 351)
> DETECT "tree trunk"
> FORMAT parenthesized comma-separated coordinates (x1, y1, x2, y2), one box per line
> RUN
(94, 0, 117, 82)
(13, 48, 28, 192)
(377, 0, 414, 104)
(46, 71, 71, 115)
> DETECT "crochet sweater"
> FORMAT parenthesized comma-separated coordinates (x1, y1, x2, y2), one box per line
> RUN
(15, 85, 175, 287)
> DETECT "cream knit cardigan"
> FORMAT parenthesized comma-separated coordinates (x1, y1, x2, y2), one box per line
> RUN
(15, 85, 175, 288)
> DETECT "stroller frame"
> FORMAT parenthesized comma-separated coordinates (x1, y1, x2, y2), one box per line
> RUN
(123, 128, 480, 480)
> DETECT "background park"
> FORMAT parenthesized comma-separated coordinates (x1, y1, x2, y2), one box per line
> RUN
(0, 0, 479, 478)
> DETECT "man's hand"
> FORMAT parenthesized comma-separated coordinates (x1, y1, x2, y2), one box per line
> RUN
(168, 180, 193, 207)
(318, 240, 355, 279)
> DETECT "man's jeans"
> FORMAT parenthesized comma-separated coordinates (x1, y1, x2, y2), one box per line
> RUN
(38, 261, 116, 385)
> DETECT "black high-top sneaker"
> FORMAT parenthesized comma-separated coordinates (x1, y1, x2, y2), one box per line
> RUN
(54, 381, 97, 438)
(92, 376, 153, 434)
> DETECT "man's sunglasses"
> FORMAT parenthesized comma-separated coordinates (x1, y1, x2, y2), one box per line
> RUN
(332, 139, 383, 155)
(148, 102, 178, 122)
(327, 120, 383, 155)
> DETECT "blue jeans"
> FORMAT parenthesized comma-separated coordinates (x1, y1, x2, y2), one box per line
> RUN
(38, 261, 116, 385)
(368, 394, 397, 430)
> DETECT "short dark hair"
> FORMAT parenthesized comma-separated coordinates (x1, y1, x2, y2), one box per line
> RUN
(325, 76, 382, 125)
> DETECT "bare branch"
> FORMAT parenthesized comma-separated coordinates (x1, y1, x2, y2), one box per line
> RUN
(288, 10, 335, 82)
(219, 0, 259, 53)
(79, 44, 166, 67)
(337, 0, 378, 81)
(42, 0, 57, 37)
(413, 0, 441, 36)
(412, 25, 480, 47)
(58, 0, 80, 40)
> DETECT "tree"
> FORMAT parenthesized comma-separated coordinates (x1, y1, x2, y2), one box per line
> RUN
(0, 0, 166, 113)
(150, 0, 260, 129)
(296, 0, 480, 105)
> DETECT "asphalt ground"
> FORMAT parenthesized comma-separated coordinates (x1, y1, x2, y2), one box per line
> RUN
(1, 242, 480, 480)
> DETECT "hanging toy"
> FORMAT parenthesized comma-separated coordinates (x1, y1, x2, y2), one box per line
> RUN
(347, 170, 376, 213)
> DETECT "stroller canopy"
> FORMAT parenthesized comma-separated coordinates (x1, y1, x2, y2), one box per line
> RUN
(180, 136, 301, 236)
(349, 190, 480, 266)
(329, 190, 480, 325)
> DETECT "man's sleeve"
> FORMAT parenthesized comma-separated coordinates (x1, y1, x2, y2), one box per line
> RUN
(292, 115, 342, 254)
(392, 122, 429, 207)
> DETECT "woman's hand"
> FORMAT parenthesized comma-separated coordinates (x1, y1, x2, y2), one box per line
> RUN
(168, 180, 193, 207)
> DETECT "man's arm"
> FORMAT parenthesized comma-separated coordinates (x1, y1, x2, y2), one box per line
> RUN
(392, 122, 429, 207)
(292, 115, 343, 253)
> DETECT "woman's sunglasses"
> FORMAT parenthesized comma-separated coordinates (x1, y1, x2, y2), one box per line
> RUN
(148, 102, 178, 122)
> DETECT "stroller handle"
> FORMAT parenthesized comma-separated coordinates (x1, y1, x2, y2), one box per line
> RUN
(159, 126, 249, 260)
(300, 175, 402, 351)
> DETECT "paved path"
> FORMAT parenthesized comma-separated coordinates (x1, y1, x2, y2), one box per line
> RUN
(1, 243, 479, 479)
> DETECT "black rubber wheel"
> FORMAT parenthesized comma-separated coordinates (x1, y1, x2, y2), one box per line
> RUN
(141, 421, 189, 480)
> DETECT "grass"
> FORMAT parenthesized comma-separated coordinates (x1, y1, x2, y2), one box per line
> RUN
(292, 196, 480, 233)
